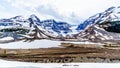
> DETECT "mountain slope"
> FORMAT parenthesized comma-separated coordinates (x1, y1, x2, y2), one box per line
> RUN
(40, 19, 72, 34)
(0, 15, 72, 42)
(76, 6, 120, 42)
(77, 6, 120, 30)
(77, 25, 120, 41)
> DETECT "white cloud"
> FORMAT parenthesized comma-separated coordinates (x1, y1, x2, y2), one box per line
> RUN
(1, 0, 120, 24)
(0, 5, 4, 9)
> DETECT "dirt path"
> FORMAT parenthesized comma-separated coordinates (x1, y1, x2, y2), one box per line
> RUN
(0, 47, 120, 63)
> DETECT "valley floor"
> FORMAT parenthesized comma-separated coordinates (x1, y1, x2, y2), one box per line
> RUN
(0, 46, 120, 63)
(0, 39, 120, 67)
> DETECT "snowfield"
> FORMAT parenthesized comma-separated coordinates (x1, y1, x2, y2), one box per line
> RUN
(0, 38, 103, 49)
(0, 59, 41, 68)
(0, 39, 61, 49)
(0, 59, 68, 68)
(64, 41, 102, 45)
(0, 59, 120, 68)
(0, 39, 104, 49)
(0, 37, 14, 41)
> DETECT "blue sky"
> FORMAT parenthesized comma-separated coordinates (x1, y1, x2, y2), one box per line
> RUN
(0, 0, 120, 24)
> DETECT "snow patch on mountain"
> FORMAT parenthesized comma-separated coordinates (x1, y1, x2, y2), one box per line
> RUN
(77, 6, 120, 30)
(0, 14, 74, 41)
(77, 24, 120, 42)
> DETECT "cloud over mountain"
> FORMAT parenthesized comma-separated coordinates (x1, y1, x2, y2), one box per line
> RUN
(0, 0, 120, 24)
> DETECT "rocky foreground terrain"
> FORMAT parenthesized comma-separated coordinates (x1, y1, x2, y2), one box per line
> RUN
(0, 43, 120, 63)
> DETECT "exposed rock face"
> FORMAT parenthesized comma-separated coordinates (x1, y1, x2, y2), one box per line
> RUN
(0, 14, 72, 42)
(76, 6, 120, 42)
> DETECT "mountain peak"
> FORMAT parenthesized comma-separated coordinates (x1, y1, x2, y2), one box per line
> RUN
(30, 14, 38, 18)
(105, 6, 115, 12)
(0, 14, 73, 40)
(76, 6, 120, 42)
(77, 6, 120, 30)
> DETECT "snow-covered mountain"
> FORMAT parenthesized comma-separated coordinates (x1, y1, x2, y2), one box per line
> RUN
(76, 6, 120, 30)
(40, 19, 72, 34)
(0, 14, 72, 42)
(77, 25, 120, 41)
(76, 6, 120, 42)
(1, 6, 120, 42)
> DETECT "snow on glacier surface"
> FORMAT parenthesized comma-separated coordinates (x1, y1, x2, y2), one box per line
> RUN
(0, 39, 61, 49)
